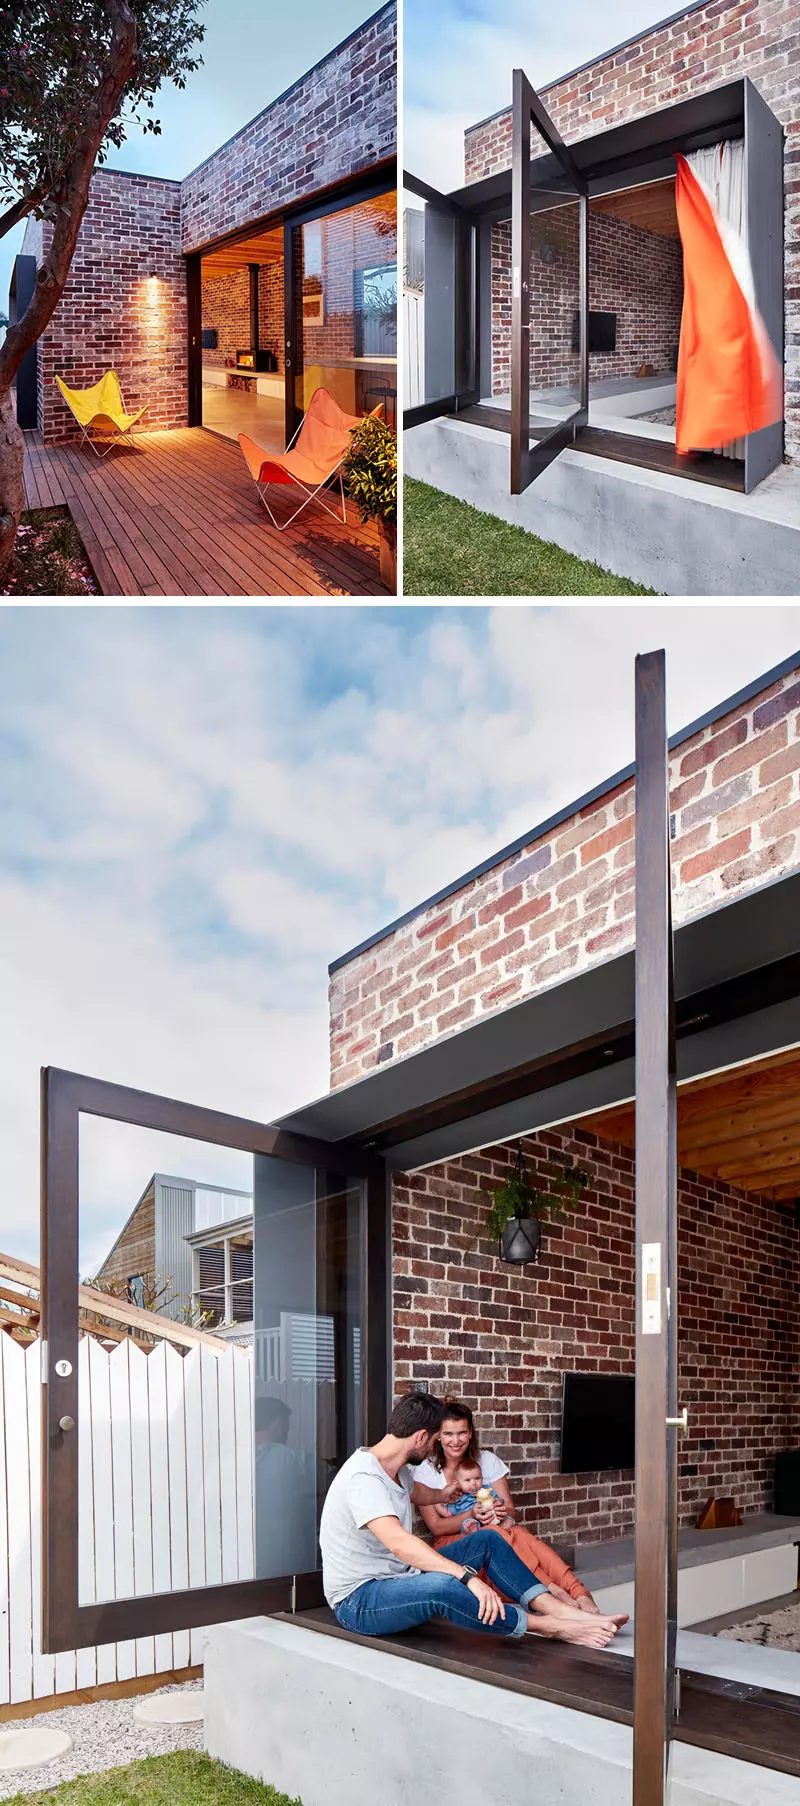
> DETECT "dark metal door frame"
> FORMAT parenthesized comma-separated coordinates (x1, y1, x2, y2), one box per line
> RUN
(40, 1066, 387, 1654)
(283, 169, 398, 445)
(511, 68, 589, 494)
(402, 170, 479, 430)
(633, 651, 680, 1806)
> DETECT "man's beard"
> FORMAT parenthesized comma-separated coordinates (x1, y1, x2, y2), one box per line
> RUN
(406, 1452, 427, 1466)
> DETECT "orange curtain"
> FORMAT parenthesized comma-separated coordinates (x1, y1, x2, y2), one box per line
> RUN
(674, 152, 781, 455)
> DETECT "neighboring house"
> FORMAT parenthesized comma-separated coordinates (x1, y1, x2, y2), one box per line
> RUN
(11, 4, 397, 451)
(94, 1171, 253, 1329)
(404, 0, 800, 593)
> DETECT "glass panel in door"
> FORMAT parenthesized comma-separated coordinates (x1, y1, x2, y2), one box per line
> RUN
(291, 191, 397, 430)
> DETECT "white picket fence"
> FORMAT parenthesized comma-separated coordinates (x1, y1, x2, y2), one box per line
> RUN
(404, 287, 424, 409)
(0, 1332, 254, 1706)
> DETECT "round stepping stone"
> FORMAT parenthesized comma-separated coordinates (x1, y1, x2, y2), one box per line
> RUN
(133, 1691, 204, 1726)
(0, 1726, 72, 1770)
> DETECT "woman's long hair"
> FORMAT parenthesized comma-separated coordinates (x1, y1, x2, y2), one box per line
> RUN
(430, 1398, 481, 1472)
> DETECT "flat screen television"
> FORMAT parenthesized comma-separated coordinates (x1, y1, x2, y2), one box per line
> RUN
(560, 1372, 635, 1473)
(571, 310, 617, 353)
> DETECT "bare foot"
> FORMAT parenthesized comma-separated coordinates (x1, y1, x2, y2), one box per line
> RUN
(552, 1617, 618, 1648)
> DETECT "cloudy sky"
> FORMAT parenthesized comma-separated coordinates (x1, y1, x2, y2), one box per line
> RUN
(405, 0, 702, 190)
(1, 0, 373, 343)
(2, 602, 800, 1275)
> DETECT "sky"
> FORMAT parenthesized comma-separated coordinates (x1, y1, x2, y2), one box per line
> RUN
(1, 0, 375, 340)
(2, 602, 800, 1277)
(405, 0, 702, 190)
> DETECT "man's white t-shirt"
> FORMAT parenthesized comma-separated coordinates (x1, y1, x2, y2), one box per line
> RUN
(413, 1449, 510, 1493)
(320, 1449, 420, 1607)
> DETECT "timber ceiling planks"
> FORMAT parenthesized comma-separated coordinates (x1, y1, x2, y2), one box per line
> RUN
(578, 1046, 800, 1201)
(202, 224, 284, 276)
(592, 178, 680, 240)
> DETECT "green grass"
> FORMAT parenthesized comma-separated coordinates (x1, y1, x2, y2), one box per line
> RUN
(403, 478, 655, 596)
(2, 1750, 300, 1806)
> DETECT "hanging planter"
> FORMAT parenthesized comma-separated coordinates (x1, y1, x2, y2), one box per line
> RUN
(485, 1147, 591, 1266)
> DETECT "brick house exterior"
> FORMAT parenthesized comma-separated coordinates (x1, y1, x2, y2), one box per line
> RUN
(327, 658, 800, 1547)
(20, 3, 397, 444)
(462, 0, 799, 463)
(491, 205, 684, 400)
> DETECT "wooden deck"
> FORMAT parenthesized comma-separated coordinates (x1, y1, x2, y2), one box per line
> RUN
(22, 427, 390, 597)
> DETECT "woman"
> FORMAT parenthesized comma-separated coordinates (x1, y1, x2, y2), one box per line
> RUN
(411, 1398, 599, 1612)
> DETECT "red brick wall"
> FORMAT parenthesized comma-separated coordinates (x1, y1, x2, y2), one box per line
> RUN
(393, 1124, 800, 1545)
(329, 663, 800, 1086)
(464, 0, 800, 463)
(201, 269, 250, 370)
(181, 3, 397, 255)
(491, 207, 683, 396)
(23, 172, 187, 444)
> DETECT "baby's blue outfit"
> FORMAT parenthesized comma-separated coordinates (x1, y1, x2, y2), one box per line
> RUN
(445, 1485, 501, 1516)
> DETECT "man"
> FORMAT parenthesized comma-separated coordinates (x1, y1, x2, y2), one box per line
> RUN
(320, 1392, 626, 1647)
(255, 1393, 314, 1578)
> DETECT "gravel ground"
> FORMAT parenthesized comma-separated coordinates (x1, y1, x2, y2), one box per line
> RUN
(0, 1681, 203, 1799)
(718, 1600, 800, 1651)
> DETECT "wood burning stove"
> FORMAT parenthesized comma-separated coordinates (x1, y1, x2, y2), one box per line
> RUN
(236, 349, 278, 372)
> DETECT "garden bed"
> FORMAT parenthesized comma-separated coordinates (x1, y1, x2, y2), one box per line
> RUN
(2, 509, 98, 597)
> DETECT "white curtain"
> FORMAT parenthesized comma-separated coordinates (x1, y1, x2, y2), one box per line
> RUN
(686, 140, 746, 458)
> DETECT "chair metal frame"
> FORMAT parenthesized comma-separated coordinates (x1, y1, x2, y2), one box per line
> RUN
(250, 408, 350, 533)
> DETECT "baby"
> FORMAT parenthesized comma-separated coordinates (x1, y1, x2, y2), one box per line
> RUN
(434, 1458, 509, 1532)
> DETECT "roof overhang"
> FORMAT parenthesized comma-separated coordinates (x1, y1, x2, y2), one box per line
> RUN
(278, 867, 800, 1170)
(448, 78, 747, 218)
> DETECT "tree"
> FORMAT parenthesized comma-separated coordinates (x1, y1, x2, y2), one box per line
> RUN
(0, 0, 205, 582)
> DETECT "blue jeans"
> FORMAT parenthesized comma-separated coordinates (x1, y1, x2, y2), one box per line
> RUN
(334, 1529, 548, 1640)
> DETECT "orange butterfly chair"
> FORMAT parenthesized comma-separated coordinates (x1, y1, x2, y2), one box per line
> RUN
(238, 388, 382, 532)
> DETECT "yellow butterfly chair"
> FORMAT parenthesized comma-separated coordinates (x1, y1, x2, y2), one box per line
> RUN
(55, 371, 148, 458)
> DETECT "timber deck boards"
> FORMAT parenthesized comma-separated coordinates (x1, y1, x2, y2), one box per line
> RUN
(289, 1607, 800, 1778)
(22, 427, 390, 597)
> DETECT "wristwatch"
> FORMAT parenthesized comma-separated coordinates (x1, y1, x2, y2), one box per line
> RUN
(459, 1565, 479, 1586)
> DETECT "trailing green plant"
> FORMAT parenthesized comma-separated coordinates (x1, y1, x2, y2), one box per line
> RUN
(344, 413, 397, 529)
(485, 1148, 591, 1243)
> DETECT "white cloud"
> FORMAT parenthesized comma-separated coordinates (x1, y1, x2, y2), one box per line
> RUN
(1, 603, 799, 1275)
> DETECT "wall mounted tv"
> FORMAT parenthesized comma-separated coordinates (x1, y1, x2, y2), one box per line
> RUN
(571, 310, 617, 353)
(560, 1372, 635, 1473)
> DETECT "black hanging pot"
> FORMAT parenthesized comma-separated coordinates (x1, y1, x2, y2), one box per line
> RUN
(498, 1214, 542, 1264)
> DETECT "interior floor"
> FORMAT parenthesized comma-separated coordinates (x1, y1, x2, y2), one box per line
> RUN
(202, 384, 286, 448)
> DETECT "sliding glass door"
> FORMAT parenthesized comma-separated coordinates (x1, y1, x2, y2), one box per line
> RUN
(286, 184, 397, 442)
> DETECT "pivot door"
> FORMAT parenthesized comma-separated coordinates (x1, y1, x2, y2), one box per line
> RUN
(40, 1068, 387, 1653)
(511, 69, 589, 493)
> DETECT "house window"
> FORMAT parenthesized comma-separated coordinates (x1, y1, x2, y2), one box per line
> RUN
(127, 1273, 146, 1308)
(193, 1235, 253, 1326)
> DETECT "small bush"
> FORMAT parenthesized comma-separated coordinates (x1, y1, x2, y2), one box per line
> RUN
(344, 414, 397, 528)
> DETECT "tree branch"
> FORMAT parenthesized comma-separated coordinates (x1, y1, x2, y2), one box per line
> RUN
(0, 0, 138, 389)
(0, 188, 45, 244)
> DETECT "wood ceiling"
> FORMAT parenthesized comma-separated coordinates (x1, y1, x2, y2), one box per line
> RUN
(593, 178, 679, 240)
(578, 1047, 800, 1202)
(202, 224, 284, 277)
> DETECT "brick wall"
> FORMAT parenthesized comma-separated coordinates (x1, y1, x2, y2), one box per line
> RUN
(259, 263, 285, 373)
(295, 192, 397, 375)
(393, 1123, 800, 1545)
(95, 1185, 155, 1290)
(491, 207, 683, 396)
(23, 172, 187, 444)
(200, 265, 285, 373)
(181, 3, 397, 254)
(329, 662, 800, 1086)
(464, 0, 800, 463)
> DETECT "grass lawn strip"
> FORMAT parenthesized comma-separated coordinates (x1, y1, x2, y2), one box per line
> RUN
(404, 478, 655, 596)
(2, 1750, 300, 1805)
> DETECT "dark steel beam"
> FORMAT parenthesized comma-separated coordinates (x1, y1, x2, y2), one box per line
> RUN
(510, 68, 531, 495)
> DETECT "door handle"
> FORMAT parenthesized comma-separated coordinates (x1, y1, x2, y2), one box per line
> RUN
(666, 1408, 688, 1434)
(58, 1415, 75, 1433)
